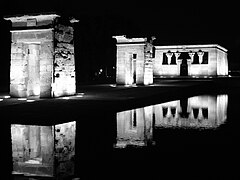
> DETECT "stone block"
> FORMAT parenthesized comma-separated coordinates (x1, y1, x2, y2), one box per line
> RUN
(14, 32, 37, 41)
(47, 65, 52, 72)
(37, 19, 53, 27)
(40, 72, 52, 85)
(40, 85, 52, 98)
(36, 30, 53, 40)
(10, 84, 27, 97)
(40, 65, 47, 72)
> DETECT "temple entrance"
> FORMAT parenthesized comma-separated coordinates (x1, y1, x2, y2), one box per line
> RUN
(179, 52, 189, 76)
(26, 43, 40, 97)
(180, 60, 188, 76)
(132, 59, 136, 84)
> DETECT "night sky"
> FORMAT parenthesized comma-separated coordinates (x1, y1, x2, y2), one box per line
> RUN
(0, 1, 239, 86)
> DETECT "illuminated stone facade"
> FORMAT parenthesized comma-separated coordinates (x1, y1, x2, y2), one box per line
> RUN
(113, 35, 154, 85)
(114, 36, 228, 84)
(154, 44, 228, 77)
(11, 121, 76, 178)
(4, 13, 78, 98)
(115, 95, 228, 148)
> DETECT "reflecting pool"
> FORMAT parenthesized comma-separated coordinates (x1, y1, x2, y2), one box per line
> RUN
(114, 94, 228, 148)
(9, 91, 240, 179)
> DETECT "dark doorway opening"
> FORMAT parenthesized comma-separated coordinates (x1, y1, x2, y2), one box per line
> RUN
(179, 52, 190, 76)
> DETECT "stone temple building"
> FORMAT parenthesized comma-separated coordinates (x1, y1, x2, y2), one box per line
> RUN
(113, 35, 228, 85)
(113, 35, 155, 85)
(4, 13, 78, 98)
(154, 44, 228, 77)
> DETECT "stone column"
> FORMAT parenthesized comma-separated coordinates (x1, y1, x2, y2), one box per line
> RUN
(176, 59, 182, 75)
(174, 51, 181, 61)
(197, 50, 204, 64)
(187, 59, 192, 76)
(188, 51, 195, 64)
(198, 108, 203, 119)
(167, 107, 172, 117)
(166, 51, 173, 64)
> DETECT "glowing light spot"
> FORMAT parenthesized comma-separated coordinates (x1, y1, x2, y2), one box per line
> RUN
(26, 99, 35, 102)
(33, 86, 40, 96)
(204, 76, 208, 78)
(0, 99, 3, 101)
(110, 84, 116, 87)
(62, 97, 70, 100)
(76, 95, 83, 97)
(77, 93, 84, 95)
(4, 95, 11, 99)
(18, 98, 27, 101)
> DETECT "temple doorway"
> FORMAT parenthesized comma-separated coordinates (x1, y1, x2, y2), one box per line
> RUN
(180, 60, 188, 76)
(26, 43, 40, 97)
(179, 52, 189, 76)
(132, 58, 136, 84)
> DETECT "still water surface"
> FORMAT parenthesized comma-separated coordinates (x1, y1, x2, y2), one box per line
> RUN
(10, 90, 240, 179)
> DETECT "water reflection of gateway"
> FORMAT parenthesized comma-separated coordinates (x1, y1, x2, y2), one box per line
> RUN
(11, 121, 76, 178)
(115, 95, 228, 148)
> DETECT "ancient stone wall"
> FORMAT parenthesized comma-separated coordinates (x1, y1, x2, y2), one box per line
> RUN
(10, 29, 54, 97)
(53, 24, 76, 97)
(154, 45, 228, 77)
(116, 44, 145, 85)
(217, 48, 228, 75)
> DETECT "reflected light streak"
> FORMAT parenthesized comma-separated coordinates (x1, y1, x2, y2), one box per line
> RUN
(62, 97, 70, 100)
(26, 99, 35, 102)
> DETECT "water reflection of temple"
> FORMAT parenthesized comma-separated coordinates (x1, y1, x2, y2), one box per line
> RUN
(11, 121, 76, 178)
(115, 95, 228, 148)
(116, 106, 153, 148)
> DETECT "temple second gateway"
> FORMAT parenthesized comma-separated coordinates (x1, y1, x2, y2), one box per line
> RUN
(113, 35, 228, 85)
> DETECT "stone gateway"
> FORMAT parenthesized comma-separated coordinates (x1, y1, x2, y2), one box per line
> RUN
(4, 13, 78, 98)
